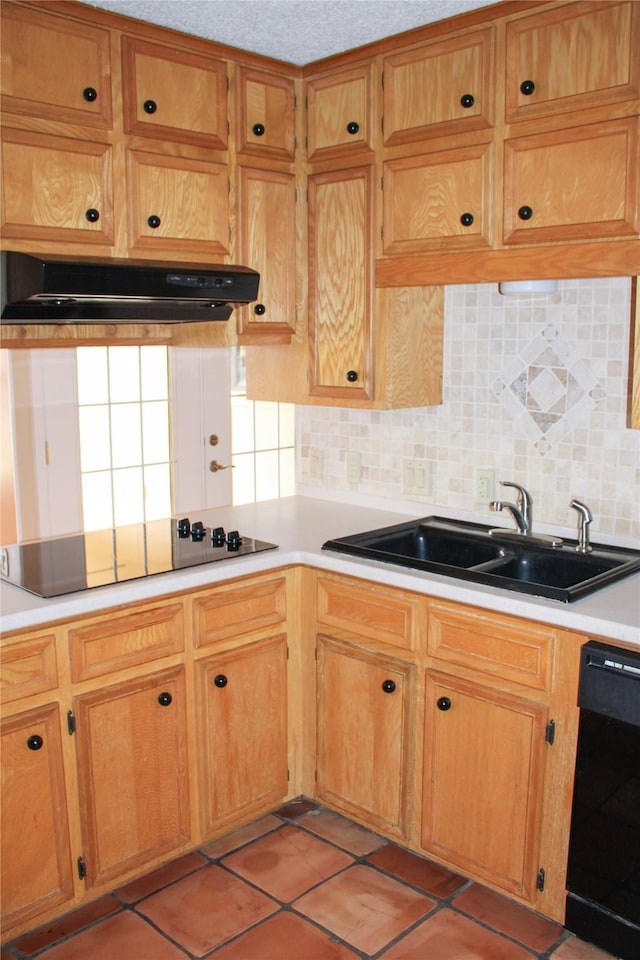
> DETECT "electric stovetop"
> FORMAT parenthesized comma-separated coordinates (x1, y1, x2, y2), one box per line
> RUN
(0, 518, 278, 598)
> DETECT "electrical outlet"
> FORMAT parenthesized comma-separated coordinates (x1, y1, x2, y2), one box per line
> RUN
(309, 448, 322, 480)
(345, 451, 361, 483)
(402, 459, 432, 497)
(475, 468, 495, 504)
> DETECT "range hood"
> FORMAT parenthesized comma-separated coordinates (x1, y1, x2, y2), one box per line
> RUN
(1, 252, 260, 323)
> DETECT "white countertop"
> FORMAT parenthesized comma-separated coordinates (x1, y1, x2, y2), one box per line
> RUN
(2, 496, 639, 647)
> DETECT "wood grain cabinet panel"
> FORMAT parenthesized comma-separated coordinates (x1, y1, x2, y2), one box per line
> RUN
(236, 66, 295, 161)
(193, 575, 287, 647)
(316, 575, 418, 653)
(0, 633, 58, 704)
(306, 61, 376, 161)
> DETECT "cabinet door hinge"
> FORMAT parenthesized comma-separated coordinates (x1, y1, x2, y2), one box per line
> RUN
(77, 856, 87, 880)
(536, 867, 545, 892)
(287, 768, 290, 781)
(545, 719, 555, 745)
(67, 710, 76, 735)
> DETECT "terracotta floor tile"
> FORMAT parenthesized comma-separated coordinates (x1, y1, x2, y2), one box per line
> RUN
(550, 934, 619, 959)
(300, 808, 386, 856)
(382, 908, 535, 959)
(201, 814, 282, 858)
(136, 863, 278, 956)
(274, 796, 319, 819)
(211, 911, 361, 959)
(222, 824, 354, 901)
(33, 911, 187, 960)
(294, 863, 436, 955)
(453, 883, 563, 951)
(367, 843, 468, 899)
(115, 851, 208, 903)
(12, 895, 121, 956)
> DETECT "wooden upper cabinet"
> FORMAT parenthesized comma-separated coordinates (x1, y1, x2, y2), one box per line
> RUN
(122, 37, 228, 149)
(505, 0, 640, 123)
(503, 118, 639, 245)
(306, 61, 376, 161)
(236, 66, 295, 161)
(0, 2, 112, 129)
(382, 27, 494, 147)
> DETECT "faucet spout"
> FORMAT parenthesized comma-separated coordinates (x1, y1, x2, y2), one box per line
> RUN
(489, 500, 528, 534)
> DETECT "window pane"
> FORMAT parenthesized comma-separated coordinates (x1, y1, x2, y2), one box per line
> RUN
(82, 472, 113, 531)
(279, 404, 295, 447)
(109, 346, 140, 403)
(254, 402, 279, 451)
(143, 463, 171, 520)
(279, 447, 296, 497)
(77, 347, 108, 404)
(141, 346, 168, 401)
(231, 396, 255, 453)
(255, 450, 279, 501)
(232, 452, 255, 505)
(79, 406, 111, 471)
(142, 401, 169, 463)
(110, 403, 142, 468)
(113, 467, 143, 526)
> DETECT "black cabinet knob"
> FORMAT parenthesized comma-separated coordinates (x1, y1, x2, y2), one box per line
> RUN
(437, 696, 452, 711)
(214, 674, 228, 688)
(27, 734, 44, 751)
(83, 87, 98, 102)
(346, 121, 359, 135)
(85, 208, 100, 222)
(147, 215, 161, 229)
(254, 303, 266, 315)
(143, 99, 157, 114)
(517, 205, 533, 221)
(346, 370, 358, 382)
(460, 93, 475, 108)
(520, 80, 536, 96)
(460, 212, 474, 227)
(252, 123, 265, 136)
(157, 691, 172, 706)
(381, 679, 396, 694)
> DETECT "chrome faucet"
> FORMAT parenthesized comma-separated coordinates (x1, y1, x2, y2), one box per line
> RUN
(490, 481, 533, 535)
(570, 499, 593, 553)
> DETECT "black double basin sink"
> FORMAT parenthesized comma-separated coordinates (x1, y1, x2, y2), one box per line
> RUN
(322, 516, 640, 602)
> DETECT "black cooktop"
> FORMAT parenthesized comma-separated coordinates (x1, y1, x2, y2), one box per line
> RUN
(0, 518, 278, 598)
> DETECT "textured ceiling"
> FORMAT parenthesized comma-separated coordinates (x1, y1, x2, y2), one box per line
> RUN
(85, 0, 497, 65)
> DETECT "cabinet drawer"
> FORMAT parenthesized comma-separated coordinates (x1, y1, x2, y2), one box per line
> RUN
(193, 575, 287, 647)
(69, 602, 185, 681)
(1, 633, 58, 704)
(316, 576, 418, 652)
(427, 601, 553, 690)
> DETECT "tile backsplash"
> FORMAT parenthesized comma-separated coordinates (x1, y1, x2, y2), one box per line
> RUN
(298, 277, 639, 542)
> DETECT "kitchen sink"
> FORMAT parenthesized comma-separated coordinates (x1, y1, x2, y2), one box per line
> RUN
(322, 516, 640, 602)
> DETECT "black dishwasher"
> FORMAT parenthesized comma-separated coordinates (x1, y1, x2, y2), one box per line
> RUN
(566, 640, 640, 960)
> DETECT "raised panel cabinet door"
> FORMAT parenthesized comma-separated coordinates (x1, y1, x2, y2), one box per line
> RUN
(422, 671, 548, 901)
(196, 635, 288, 835)
(236, 166, 297, 341)
(306, 62, 375, 161)
(316, 638, 414, 837)
(1, 130, 114, 248)
(503, 118, 640, 245)
(236, 66, 296, 161)
(74, 666, 190, 889)
(383, 143, 493, 254)
(0, 2, 112, 129)
(505, 0, 640, 123)
(308, 166, 374, 400)
(1, 704, 74, 934)
(126, 149, 230, 259)
(122, 37, 228, 148)
(382, 27, 494, 146)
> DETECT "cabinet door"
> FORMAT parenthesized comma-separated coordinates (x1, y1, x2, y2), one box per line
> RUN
(1, 129, 114, 248)
(505, 0, 640, 123)
(236, 166, 297, 341)
(383, 143, 493, 254)
(503, 118, 639, 245)
(308, 166, 374, 401)
(196, 635, 288, 835)
(126, 149, 230, 259)
(74, 666, 190, 889)
(236, 66, 295, 161)
(0, 2, 112, 129)
(306, 62, 375, 161)
(383, 27, 494, 146)
(422, 671, 548, 901)
(316, 637, 413, 837)
(1, 704, 74, 933)
(122, 37, 228, 149)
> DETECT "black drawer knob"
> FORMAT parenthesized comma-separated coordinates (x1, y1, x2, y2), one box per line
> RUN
(83, 87, 98, 102)
(520, 80, 536, 96)
(437, 696, 452, 711)
(381, 679, 396, 694)
(143, 99, 157, 114)
(346, 370, 358, 382)
(517, 205, 533, 221)
(460, 93, 475, 108)
(460, 212, 474, 227)
(27, 734, 44, 751)
(147, 215, 161, 229)
(346, 121, 359, 135)
(254, 303, 266, 315)
(214, 674, 228, 688)
(157, 692, 172, 706)
(85, 208, 100, 222)
(252, 123, 265, 136)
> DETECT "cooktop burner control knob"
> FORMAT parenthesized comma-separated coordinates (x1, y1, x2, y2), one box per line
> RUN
(227, 530, 242, 551)
(191, 521, 205, 542)
(211, 526, 226, 545)
(176, 518, 191, 538)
